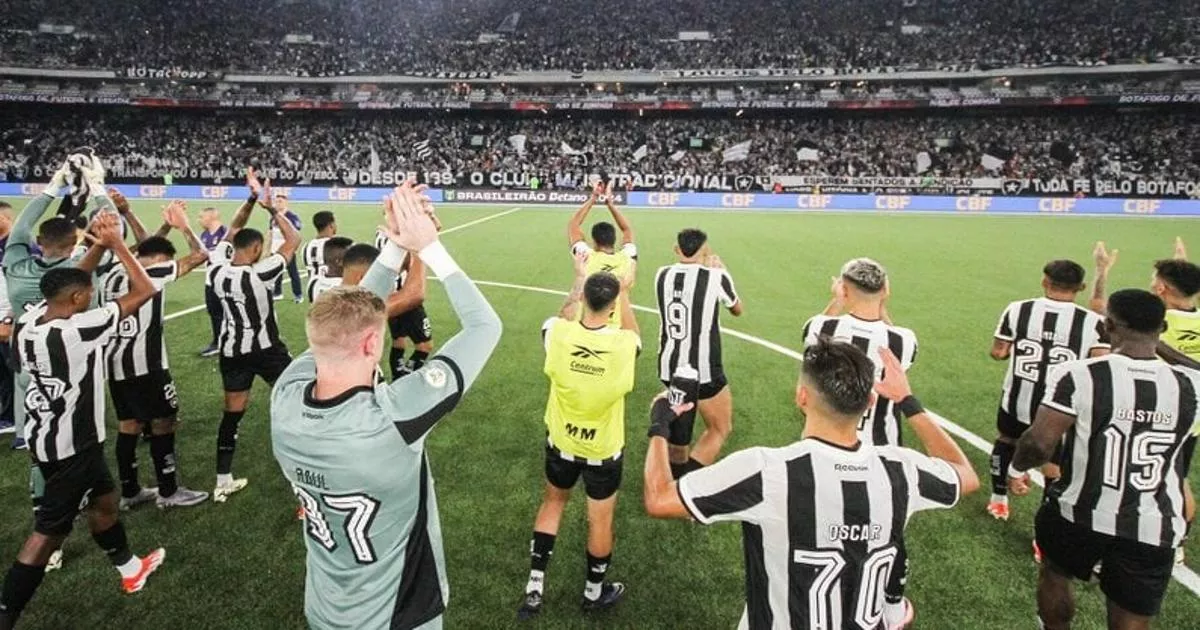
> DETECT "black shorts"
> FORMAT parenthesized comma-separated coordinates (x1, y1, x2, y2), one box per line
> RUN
(110, 371, 179, 422)
(1035, 505, 1175, 617)
(659, 371, 728, 446)
(544, 445, 623, 501)
(219, 345, 292, 392)
(389, 306, 433, 344)
(996, 407, 1029, 440)
(34, 446, 116, 536)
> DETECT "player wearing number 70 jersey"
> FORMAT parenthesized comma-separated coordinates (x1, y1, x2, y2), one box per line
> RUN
(270, 185, 502, 630)
(985, 260, 1109, 523)
(643, 337, 979, 630)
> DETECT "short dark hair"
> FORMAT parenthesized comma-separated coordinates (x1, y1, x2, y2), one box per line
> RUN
(323, 236, 354, 268)
(342, 243, 379, 268)
(40, 267, 92, 300)
(38, 217, 78, 248)
(677, 229, 707, 257)
(802, 336, 876, 418)
(1108, 289, 1167, 335)
(591, 222, 616, 248)
(136, 236, 177, 259)
(232, 228, 264, 250)
(1043, 260, 1085, 291)
(0, 201, 12, 210)
(313, 211, 336, 232)
(1154, 259, 1200, 297)
(583, 272, 620, 313)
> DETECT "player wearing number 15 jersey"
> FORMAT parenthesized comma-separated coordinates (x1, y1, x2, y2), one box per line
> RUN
(1011, 289, 1200, 627)
(986, 261, 1108, 522)
(272, 186, 502, 630)
(654, 228, 741, 479)
(643, 337, 979, 630)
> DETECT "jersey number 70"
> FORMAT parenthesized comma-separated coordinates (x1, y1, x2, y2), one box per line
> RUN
(294, 487, 382, 565)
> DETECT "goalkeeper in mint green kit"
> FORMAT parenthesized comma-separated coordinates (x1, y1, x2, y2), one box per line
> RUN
(271, 183, 502, 630)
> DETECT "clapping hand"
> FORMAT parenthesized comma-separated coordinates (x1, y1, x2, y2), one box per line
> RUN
(1093, 241, 1118, 273)
(162, 200, 189, 230)
(380, 181, 439, 253)
(873, 348, 912, 403)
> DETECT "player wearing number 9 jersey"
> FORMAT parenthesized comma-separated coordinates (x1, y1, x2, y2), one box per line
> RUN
(271, 186, 502, 630)
(643, 337, 979, 630)
(1011, 289, 1200, 627)
(654, 228, 742, 480)
(986, 260, 1108, 523)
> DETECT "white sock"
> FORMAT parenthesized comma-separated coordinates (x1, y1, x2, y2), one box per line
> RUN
(990, 493, 1008, 505)
(217, 473, 233, 487)
(116, 555, 142, 579)
(524, 570, 544, 595)
(583, 581, 602, 601)
(883, 600, 906, 627)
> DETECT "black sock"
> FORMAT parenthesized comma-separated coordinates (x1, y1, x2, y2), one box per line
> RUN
(389, 348, 406, 379)
(150, 433, 178, 498)
(0, 561, 46, 628)
(216, 411, 245, 475)
(990, 440, 1016, 497)
(584, 552, 611, 601)
(526, 531, 556, 595)
(115, 432, 141, 498)
(670, 462, 688, 480)
(409, 350, 429, 371)
(91, 521, 133, 567)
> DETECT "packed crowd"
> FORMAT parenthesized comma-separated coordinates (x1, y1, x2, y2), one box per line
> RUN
(1, 0, 1195, 74)
(2, 110, 1196, 185)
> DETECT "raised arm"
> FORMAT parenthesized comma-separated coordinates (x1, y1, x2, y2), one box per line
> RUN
(1089, 241, 1117, 315)
(4, 161, 71, 266)
(93, 214, 156, 318)
(603, 189, 635, 245)
(875, 348, 980, 496)
(567, 183, 601, 247)
(619, 262, 639, 335)
(263, 190, 301, 262)
(557, 252, 589, 321)
(387, 256, 426, 318)
(224, 168, 263, 242)
(162, 200, 208, 276)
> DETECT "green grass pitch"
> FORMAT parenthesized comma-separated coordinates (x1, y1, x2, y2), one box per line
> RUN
(1, 196, 1199, 629)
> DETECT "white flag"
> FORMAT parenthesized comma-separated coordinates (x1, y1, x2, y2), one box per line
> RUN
(915, 151, 932, 174)
(368, 144, 381, 180)
(413, 139, 432, 160)
(980, 153, 1006, 171)
(508, 134, 528, 157)
(795, 147, 821, 162)
(722, 140, 752, 163)
(632, 144, 649, 163)
(560, 142, 584, 156)
(669, 150, 687, 162)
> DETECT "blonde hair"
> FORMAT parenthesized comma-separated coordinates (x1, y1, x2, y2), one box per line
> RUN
(305, 286, 387, 359)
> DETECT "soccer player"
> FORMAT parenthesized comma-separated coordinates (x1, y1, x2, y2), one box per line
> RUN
(375, 210, 440, 378)
(208, 175, 300, 502)
(343, 243, 428, 319)
(643, 338, 979, 629)
(517, 254, 639, 620)
(4, 161, 113, 450)
(305, 236, 353, 302)
(654, 228, 742, 478)
(102, 201, 211, 510)
(302, 210, 337, 281)
(986, 260, 1109, 522)
(198, 205, 228, 357)
(341, 243, 380, 287)
(271, 183, 501, 630)
(1010, 289, 1200, 630)
(268, 190, 303, 303)
(568, 182, 637, 327)
(0, 214, 166, 629)
(0, 202, 14, 437)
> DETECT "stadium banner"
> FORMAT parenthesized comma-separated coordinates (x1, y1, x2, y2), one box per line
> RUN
(1, 184, 1197, 216)
(121, 67, 223, 80)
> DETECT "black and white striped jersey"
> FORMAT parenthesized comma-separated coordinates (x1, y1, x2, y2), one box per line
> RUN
(101, 261, 178, 381)
(303, 237, 330, 279)
(375, 230, 406, 292)
(1043, 354, 1200, 548)
(802, 315, 919, 447)
(14, 302, 121, 462)
(655, 263, 740, 384)
(678, 439, 960, 630)
(306, 275, 342, 303)
(994, 297, 1109, 426)
(207, 242, 287, 357)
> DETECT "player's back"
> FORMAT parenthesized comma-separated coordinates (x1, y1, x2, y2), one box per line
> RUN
(1162, 308, 1200, 361)
(271, 353, 446, 630)
(994, 297, 1108, 425)
(583, 246, 634, 328)
(542, 317, 640, 460)
(802, 314, 918, 445)
(678, 439, 959, 629)
(654, 262, 739, 384)
(1046, 353, 1200, 548)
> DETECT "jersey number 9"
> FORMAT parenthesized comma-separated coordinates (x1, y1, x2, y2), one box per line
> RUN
(666, 302, 689, 340)
(294, 487, 382, 565)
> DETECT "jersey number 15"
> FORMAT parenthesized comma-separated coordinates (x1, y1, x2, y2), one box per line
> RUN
(294, 487, 382, 564)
